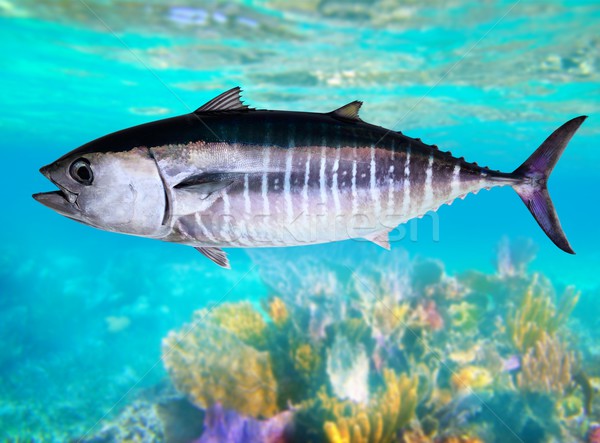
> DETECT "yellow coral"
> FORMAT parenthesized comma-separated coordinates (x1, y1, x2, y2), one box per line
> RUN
(208, 302, 267, 347)
(162, 319, 278, 418)
(267, 296, 289, 327)
(517, 332, 576, 397)
(508, 275, 579, 352)
(322, 370, 418, 443)
(451, 366, 493, 392)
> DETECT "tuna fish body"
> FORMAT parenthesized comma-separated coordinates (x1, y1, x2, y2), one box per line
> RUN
(34, 87, 586, 268)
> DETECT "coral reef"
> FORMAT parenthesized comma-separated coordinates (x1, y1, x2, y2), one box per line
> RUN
(401, 428, 486, 443)
(80, 392, 204, 443)
(197, 404, 292, 443)
(494, 237, 538, 278)
(162, 317, 278, 418)
(141, 240, 593, 442)
(508, 275, 579, 353)
(266, 296, 289, 327)
(448, 302, 478, 331)
(588, 424, 600, 443)
(7, 238, 592, 442)
(326, 334, 370, 403)
(450, 366, 493, 393)
(209, 302, 267, 348)
(321, 370, 418, 443)
(517, 333, 577, 396)
(293, 343, 321, 375)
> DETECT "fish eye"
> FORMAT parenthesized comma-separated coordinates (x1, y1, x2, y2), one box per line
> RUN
(69, 158, 93, 185)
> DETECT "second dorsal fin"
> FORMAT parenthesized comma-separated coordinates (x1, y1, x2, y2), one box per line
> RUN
(330, 100, 363, 121)
(195, 87, 253, 113)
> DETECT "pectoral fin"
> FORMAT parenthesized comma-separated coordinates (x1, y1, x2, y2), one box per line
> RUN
(175, 173, 237, 199)
(195, 247, 230, 269)
(172, 172, 244, 216)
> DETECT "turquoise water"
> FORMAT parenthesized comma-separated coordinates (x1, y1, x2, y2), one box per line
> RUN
(1, 1, 600, 441)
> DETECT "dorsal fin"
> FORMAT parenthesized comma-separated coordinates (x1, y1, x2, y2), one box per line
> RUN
(195, 87, 252, 113)
(330, 100, 363, 121)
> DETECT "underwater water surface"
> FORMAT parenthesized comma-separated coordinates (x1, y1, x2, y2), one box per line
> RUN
(1, 0, 600, 441)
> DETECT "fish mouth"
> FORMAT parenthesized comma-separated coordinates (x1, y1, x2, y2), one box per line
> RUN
(32, 166, 83, 219)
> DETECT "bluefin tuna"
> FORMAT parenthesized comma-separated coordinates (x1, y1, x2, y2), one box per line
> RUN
(33, 87, 585, 268)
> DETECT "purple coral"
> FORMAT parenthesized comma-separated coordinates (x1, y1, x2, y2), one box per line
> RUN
(196, 404, 292, 443)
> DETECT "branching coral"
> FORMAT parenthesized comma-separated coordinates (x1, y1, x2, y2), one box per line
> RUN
(517, 333, 577, 397)
(508, 275, 579, 352)
(322, 370, 418, 443)
(162, 318, 278, 418)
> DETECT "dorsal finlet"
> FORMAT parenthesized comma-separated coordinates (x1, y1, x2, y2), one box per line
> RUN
(195, 87, 253, 113)
(331, 100, 363, 121)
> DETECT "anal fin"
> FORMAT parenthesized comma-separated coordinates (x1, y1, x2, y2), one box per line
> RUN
(195, 247, 230, 269)
(364, 230, 391, 250)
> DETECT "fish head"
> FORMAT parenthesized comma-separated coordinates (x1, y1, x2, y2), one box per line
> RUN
(33, 147, 167, 237)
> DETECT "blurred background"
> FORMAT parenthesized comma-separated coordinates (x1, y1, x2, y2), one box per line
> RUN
(1, 0, 599, 440)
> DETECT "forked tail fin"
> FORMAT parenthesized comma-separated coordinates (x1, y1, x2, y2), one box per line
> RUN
(512, 116, 586, 254)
